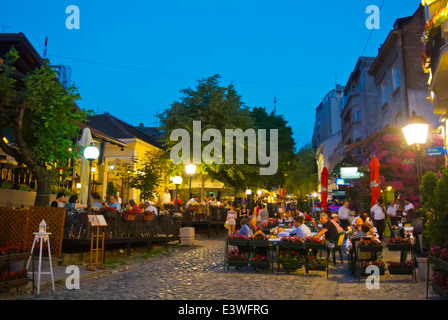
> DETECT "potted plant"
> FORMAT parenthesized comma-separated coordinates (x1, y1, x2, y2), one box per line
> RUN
(101, 206, 117, 218)
(358, 238, 383, 252)
(250, 254, 270, 270)
(307, 254, 328, 271)
(387, 236, 413, 251)
(429, 246, 448, 271)
(123, 209, 137, 221)
(359, 260, 386, 276)
(387, 260, 414, 275)
(227, 249, 249, 268)
(228, 232, 250, 246)
(249, 232, 270, 248)
(279, 250, 304, 271)
(432, 271, 448, 299)
(280, 236, 305, 250)
(305, 237, 328, 250)
(0, 242, 32, 263)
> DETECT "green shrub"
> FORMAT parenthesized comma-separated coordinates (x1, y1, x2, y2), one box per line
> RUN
(424, 171, 448, 248)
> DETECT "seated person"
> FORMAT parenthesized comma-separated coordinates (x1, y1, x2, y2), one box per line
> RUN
(91, 194, 102, 211)
(186, 195, 199, 210)
(238, 216, 264, 238)
(313, 213, 338, 243)
(129, 199, 142, 214)
(330, 213, 344, 233)
(290, 215, 312, 239)
(144, 201, 158, 216)
(353, 222, 375, 239)
(51, 192, 66, 208)
(352, 217, 364, 236)
(109, 195, 121, 211)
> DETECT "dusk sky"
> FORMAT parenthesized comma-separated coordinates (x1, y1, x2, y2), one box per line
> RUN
(1, 0, 422, 150)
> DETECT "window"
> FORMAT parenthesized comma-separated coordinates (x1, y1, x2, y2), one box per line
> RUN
(380, 80, 388, 106)
(392, 63, 400, 91)
(354, 108, 361, 121)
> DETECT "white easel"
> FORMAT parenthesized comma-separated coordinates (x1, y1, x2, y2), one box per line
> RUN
(26, 220, 55, 294)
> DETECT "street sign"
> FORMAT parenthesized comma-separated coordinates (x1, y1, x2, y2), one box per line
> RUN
(427, 147, 447, 157)
(340, 167, 364, 179)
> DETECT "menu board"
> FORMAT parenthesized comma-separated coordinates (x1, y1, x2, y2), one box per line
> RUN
(88, 215, 108, 227)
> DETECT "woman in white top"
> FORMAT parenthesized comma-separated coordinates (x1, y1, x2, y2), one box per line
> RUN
(226, 204, 237, 235)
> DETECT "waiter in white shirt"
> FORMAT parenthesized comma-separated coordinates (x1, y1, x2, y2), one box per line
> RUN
(370, 198, 385, 241)
(387, 200, 398, 225)
(403, 199, 415, 223)
(162, 188, 172, 206)
(338, 201, 351, 231)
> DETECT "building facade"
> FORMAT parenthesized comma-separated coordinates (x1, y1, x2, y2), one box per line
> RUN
(369, 5, 439, 131)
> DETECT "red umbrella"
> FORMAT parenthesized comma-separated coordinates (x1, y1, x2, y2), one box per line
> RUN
(369, 156, 381, 207)
(321, 167, 329, 212)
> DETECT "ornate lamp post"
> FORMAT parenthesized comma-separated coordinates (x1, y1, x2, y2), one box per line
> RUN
(185, 164, 197, 200)
(402, 111, 429, 185)
(83, 143, 99, 214)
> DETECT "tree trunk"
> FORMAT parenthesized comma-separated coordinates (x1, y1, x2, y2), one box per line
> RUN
(34, 167, 51, 207)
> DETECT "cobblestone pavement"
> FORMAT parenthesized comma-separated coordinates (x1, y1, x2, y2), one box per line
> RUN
(11, 236, 442, 300)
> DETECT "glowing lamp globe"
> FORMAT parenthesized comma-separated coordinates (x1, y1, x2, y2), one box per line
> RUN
(172, 176, 182, 185)
(402, 112, 429, 146)
(83, 144, 99, 161)
(39, 220, 47, 233)
(246, 189, 252, 195)
(185, 164, 197, 175)
(257, 189, 262, 196)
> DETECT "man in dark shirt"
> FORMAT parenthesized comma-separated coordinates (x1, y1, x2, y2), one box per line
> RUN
(314, 213, 338, 242)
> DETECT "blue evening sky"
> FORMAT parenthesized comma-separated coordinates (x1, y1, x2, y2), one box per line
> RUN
(1, 0, 422, 150)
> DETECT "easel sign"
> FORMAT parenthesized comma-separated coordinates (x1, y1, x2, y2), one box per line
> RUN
(87, 215, 107, 271)
(88, 215, 108, 227)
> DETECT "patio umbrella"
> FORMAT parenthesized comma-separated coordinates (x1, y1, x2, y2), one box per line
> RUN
(79, 127, 94, 205)
(320, 167, 329, 212)
(369, 156, 381, 207)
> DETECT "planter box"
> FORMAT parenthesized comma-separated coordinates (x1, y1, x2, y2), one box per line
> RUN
(308, 265, 327, 271)
(388, 267, 414, 275)
(359, 245, 383, 252)
(437, 258, 448, 272)
(387, 244, 413, 252)
(228, 260, 249, 268)
(228, 239, 249, 247)
(0, 252, 31, 264)
(432, 283, 448, 300)
(143, 214, 154, 221)
(124, 214, 136, 221)
(305, 243, 328, 250)
(250, 261, 270, 269)
(280, 242, 305, 250)
(360, 268, 386, 277)
(248, 239, 270, 248)
(281, 261, 303, 271)
(0, 277, 30, 290)
(104, 211, 116, 218)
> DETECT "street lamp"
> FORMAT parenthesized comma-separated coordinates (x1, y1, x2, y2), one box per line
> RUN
(172, 176, 182, 213)
(84, 143, 99, 213)
(402, 111, 429, 185)
(185, 164, 197, 200)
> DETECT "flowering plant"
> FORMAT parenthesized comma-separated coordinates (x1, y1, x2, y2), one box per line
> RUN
(1, 269, 28, 282)
(280, 236, 304, 244)
(251, 255, 270, 262)
(305, 237, 327, 244)
(388, 260, 414, 269)
(278, 250, 303, 263)
(308, 254, 328, 270)
(430, 245, 442, 258)
(102, 206, 116, 211)
(387, 236, 411, 245)
(227, 249, 248, 261)
(262, 219, 279, 229)
(229, 232, 250, 240)
(433, 271, 448, 292)
(251, 233, 269, 240)
(359, 260, 386, 269)
(359, 238, 382, 246)
(0, 242, 31, 255)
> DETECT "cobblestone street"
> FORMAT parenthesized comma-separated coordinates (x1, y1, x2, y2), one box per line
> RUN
(9, 236, 441, 300)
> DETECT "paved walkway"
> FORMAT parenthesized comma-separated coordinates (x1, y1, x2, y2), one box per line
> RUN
(4, 236, 443, 300)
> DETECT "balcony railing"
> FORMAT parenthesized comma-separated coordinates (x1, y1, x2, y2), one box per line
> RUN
(431, 26, 448, 76)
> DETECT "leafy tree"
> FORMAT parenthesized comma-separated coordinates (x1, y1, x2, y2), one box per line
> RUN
(420, 171, 438, 212)
(0, 48, 88, 206)
(157, 74, 260, 195)
(424, 171, 448, 248)
(129, 151, 164, 201)
(286, 143, 317, 200)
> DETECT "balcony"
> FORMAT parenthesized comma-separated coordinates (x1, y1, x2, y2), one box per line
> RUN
(430, 24, 448, 115)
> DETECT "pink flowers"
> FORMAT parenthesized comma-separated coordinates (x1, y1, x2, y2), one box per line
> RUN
(229, 232, 249, 240)
(227, 249, 248, 261)
(359, 260, 385, 269)
(387, 236, 411, 245)
(305, 237, 327, 244)
(0, 242, 31, 255)
(431, 247, 448, 262)
(280, 236, 304, 244)
(251, 255, 270, 262)
(388, 260, 414, 269)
